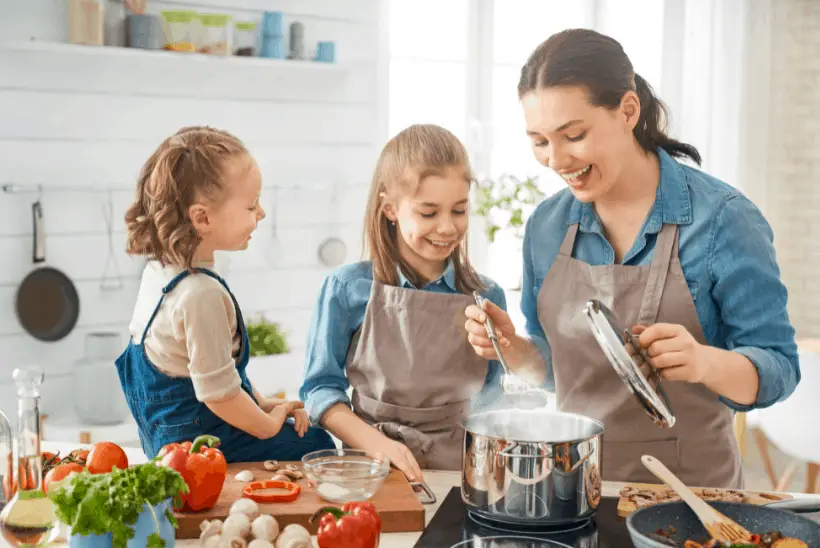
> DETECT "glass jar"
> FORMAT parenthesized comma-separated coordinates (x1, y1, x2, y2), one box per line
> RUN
(197, 13, 232, 55)
(233, 21, 258, 56)
(160, 9, 196, 52)
(72, 332, 129, 425)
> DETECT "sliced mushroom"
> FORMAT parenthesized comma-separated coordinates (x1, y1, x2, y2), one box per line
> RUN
(263, 460, 279, 471)
(276, 469, 303, 481)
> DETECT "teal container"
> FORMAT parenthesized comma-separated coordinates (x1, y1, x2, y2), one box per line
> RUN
(68, 499, 175, 548)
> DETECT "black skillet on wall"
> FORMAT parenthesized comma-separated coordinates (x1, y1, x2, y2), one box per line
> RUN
(14, 200, 80, 342)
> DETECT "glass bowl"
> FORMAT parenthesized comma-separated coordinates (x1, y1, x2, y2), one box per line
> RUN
(301, 449, 390, 503)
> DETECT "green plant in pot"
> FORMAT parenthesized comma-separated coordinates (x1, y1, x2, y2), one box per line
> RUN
(246, 317, 289, 357)
(48, 463, 188, 548)
(473, 174, 546, 289)
(473, 174, 545, 243)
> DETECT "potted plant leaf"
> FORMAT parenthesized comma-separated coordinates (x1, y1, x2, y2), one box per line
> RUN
(245, 317, 295, 397)
(473, 174, 546, 289)
(48, 463, 188, 548)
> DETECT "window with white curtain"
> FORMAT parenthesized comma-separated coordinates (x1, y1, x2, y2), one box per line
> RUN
(387, 0, 666, 291)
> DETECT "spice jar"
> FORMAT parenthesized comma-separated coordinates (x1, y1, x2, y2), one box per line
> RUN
(233, 21, 258, 56)
(198, 13, 232, 55)
(160, 9, 196, 52)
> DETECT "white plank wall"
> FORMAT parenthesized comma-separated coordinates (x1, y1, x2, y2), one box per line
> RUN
(0, 0, 383, 422)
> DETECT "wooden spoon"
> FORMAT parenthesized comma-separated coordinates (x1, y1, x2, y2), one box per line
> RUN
(641, 455, 754, 545)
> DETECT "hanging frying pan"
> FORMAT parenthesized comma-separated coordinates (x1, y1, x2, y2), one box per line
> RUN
(15, 200, 80, 342)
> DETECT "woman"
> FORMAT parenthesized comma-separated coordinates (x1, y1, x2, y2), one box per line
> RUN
(464, 29, 800, 488)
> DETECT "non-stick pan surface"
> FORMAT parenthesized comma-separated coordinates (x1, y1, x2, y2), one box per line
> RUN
(15, 201, 80, 342)
(626, 500, 820, 547)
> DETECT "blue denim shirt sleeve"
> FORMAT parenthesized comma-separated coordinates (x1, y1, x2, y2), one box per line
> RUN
(299, 272, 358, 424)
(709, 195, 801, 411)
(521, 214, 555, 391)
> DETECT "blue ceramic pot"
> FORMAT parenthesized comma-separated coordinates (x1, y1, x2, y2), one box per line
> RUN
(68, 499, 175, 548)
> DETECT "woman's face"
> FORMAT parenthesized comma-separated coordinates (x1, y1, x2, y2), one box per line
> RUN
(521, 85, 640, 203)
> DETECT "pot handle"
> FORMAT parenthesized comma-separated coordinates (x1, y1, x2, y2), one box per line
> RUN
(410, 481, 436, 505)
(498, 442, 553, 458)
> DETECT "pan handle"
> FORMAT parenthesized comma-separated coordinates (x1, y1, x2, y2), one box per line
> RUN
(32, 201, 45, 264)
(765, 497, 820, 514)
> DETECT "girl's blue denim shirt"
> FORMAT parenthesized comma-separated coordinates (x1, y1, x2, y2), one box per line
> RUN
(521, 148, 800, 412)
(299, 260, 507, 424)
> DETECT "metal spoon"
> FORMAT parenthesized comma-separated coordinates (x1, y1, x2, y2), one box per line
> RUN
(472, 292, 549, 409)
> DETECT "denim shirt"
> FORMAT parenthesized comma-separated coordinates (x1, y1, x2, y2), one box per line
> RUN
(521, 148, 800, 412)
(299, 260, 508, 424)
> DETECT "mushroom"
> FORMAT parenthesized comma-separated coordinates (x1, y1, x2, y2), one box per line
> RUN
(251, 515, 279, 543)
(201, 534, 221, 548)
(224, 537, 248, 548)
(275, 469, 303, 481)
(234, 469, 255, 482)
(271, 473, 290, 482)
(248, 541, 275, 548)
(229, 498, 260, 521)
(284, 464, 300, 472)
(263, 460, 279, 471)
(274, 524, 311, 548)
(199, 519, 223, 543)
(222, 513, 252, 540)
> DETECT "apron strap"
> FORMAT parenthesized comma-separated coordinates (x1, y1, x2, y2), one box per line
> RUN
(558, 224, 580, 257)
(636, 224, 679, 326)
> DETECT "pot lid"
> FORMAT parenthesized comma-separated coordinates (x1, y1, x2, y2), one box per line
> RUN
(582, 299, 676, 428)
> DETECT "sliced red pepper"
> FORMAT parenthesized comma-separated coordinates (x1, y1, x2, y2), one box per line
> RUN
(242, 479, 301, 503)
(311, 501, 381, 548)
(156, 434, 226, 512)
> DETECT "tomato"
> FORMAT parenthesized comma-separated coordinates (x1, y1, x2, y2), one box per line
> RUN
(65, 448, 89, 466)
(43, 462, 84, 493)
(86, 442, 128, 474)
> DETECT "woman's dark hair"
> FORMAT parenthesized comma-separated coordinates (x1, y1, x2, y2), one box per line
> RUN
(517, 28, 701, 165)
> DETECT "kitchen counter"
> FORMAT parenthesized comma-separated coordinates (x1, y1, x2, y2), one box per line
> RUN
(4, 441, 820, 548)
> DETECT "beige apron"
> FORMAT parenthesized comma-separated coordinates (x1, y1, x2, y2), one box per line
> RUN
(346, 280, 490, 470)
(538, 223, 743, 488)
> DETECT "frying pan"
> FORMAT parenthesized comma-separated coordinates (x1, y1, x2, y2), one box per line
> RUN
(15, 200, 80, 342)
(626, 499, 820, 547)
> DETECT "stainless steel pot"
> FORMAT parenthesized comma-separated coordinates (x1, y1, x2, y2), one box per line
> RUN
(461, 406, 605, 526)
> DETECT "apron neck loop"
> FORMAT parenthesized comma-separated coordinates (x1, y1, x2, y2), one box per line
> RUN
(636, 224, 679, 326)
(558, 224, 580, 257)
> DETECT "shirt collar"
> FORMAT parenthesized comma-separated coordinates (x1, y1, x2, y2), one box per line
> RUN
(397, 259, 457, 291)
(567, 148, 693, 234)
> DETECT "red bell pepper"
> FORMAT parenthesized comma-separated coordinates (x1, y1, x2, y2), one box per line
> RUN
(311, 501, 381, 548)
(155, 434, 227, 512)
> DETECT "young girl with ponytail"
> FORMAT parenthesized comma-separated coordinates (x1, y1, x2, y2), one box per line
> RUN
(117, 126, 334, 462)
(464, 29, 799, 489)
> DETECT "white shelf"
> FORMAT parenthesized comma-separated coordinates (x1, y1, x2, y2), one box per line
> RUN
(2, 40, 349, 72)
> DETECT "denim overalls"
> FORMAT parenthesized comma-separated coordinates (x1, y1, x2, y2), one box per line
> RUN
(115, 268, 334, 462)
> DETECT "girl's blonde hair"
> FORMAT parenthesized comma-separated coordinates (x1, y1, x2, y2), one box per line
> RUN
(125, 126, 249, 269)
(363, 124, 485, 293)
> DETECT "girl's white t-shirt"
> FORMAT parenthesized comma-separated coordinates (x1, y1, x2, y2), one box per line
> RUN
(127, 261, 242, 402)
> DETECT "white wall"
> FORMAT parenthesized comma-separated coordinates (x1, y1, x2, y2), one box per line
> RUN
(762, 0, 820, 338)
(0, 0, 384, 421)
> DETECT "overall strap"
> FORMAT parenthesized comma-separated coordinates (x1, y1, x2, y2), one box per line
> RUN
(636, 224, 679, 326)
(141, 267, 240, 345)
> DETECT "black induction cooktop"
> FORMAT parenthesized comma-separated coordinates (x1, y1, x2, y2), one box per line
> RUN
(412, 487, 635, 548)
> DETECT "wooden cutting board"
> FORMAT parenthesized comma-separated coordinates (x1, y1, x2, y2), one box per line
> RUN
(174, 461, 425, 539)
(617, 482, 794, 517)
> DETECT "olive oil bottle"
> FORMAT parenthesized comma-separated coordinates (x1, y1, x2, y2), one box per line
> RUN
(0, 369, 59, 547)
